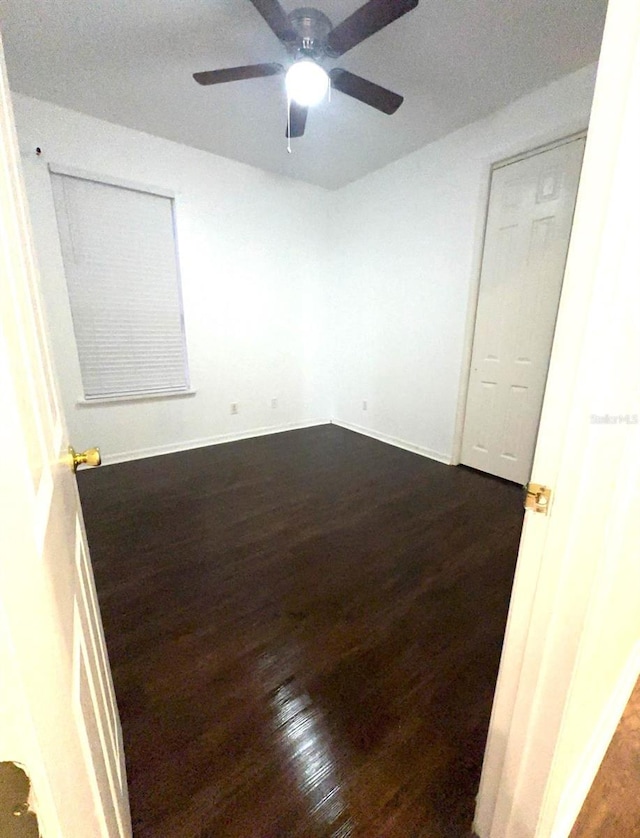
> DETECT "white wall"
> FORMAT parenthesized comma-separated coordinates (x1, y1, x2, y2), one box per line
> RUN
(329, 64, 598, 463)
(14, 64, 598, 466)
(13, 93, 332, 463)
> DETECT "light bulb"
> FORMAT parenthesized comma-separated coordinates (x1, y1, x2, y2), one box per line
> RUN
(285, 60, 329, 107)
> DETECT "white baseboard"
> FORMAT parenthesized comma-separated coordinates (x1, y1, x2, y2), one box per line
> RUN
(99, 418, 452, 468)
(331, 420, 451, 465)
(551, 640, 640, 838)
(100, 419, 330, 466)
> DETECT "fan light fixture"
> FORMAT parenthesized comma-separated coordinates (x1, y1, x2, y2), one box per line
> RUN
(285, 60, 329, 106)
(193, 0, 419, 139)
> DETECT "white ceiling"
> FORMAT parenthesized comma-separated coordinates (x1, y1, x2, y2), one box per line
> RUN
(0, 0, 607, 189)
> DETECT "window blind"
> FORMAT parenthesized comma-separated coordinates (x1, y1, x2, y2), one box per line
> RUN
(50, 171, 189, 400)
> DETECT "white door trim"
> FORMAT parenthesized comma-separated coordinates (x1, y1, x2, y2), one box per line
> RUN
(550, 640, 640, 838)
(492, 130, 587, 171)
(451, 131, 587, 469)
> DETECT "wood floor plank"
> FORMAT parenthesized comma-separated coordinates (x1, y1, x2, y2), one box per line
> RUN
(77, 424, 523, 837)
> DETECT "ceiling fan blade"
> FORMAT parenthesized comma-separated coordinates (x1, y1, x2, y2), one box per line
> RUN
(326, 0, 419, 57)
(248, 0, 295, 42)
(193, 63, 284, 85)
(286, 102, 308, 138)
(330, 69, 403, 115)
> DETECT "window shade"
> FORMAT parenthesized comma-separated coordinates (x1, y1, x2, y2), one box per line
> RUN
(50, 172, 189, 400)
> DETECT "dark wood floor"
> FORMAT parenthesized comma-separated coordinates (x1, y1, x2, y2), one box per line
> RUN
(78, 424, 523, 838)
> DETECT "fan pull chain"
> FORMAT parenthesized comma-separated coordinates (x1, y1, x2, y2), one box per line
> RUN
(287, 96, 292, 154)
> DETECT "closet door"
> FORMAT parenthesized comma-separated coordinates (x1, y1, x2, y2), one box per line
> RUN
(461, 137, 585, 483)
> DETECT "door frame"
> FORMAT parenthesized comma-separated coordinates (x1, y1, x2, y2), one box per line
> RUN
(450, 129, 587, 469)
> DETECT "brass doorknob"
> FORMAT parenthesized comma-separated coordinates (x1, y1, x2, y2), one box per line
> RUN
(68, 446, 101, 473)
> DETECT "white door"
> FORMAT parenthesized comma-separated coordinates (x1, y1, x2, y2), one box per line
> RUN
(0, 35, 132, 838)
(475, 0, 640, 834)
(461, 138, 585, 483)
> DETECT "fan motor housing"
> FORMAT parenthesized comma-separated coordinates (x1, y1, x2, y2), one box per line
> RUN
(287, 7, 333, 56)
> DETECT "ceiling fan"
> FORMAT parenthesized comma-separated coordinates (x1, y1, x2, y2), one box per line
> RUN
(193, 0, 419, 139)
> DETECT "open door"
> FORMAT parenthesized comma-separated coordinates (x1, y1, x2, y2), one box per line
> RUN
(0, 33, 132, 837)
(475, 0, 640, 835)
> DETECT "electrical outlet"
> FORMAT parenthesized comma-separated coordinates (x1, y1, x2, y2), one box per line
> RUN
(230, 402, 238, 415)
(362, 400, 368, 411)
(271, 398, 278, 409)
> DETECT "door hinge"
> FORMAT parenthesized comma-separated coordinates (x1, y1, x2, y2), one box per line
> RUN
(523, 482, 552, 514)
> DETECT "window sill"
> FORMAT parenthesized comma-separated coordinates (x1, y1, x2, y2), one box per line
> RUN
(76, 390, 196, 407)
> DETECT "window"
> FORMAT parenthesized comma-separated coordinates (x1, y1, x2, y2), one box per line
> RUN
(50, 167, 190, 401)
